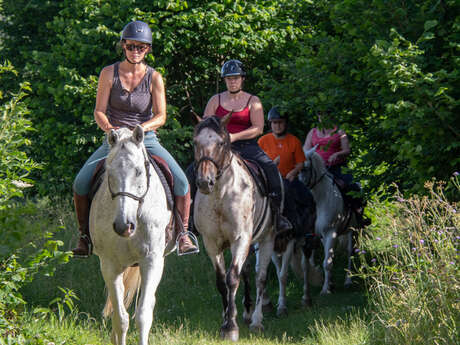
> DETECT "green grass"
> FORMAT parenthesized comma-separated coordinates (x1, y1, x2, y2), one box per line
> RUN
(19, 201, 369, 344)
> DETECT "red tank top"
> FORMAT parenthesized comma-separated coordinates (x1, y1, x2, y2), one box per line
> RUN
(215, 93, 252, 134)
(311, 128, 345, 167)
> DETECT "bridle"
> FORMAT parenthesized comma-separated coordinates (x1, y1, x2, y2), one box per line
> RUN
(108, 157, 151, 205)
(303, 155, 328, 189)
(194, 154, 232, 181)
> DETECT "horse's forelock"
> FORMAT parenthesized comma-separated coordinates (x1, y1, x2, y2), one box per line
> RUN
(194, 116, 230, 145)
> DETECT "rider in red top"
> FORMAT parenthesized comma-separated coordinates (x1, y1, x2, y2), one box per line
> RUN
(202, 60, 292, 233)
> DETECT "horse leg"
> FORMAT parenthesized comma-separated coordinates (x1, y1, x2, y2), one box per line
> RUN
(221, 237, 251, 342)
(300, 245, 313, 307)
(136, 255, 165, 345)
(275, 239, 294, 317)
(344, 231, 354, 288)
(101, 262, 128, 345)
(250, 237, 274, 333)
(241, 256, 253, 324)
(321, 230, 336, 295)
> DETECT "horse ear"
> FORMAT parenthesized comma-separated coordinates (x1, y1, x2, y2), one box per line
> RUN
(221, 111, 233, 127)
(190, 110, 202, 125)
(132, 125, 144, 145)
(303, 144, 317, 157)
(108, 129, 118, 147)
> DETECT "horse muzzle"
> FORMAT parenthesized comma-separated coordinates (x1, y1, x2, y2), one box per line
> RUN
(113, 219, 136, 237)
(196, 176, 215, 194)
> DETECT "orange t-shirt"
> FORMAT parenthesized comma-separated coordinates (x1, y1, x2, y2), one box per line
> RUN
(258, 133, 306, 178)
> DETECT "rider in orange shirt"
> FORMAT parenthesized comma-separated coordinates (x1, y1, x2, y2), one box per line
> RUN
(258, 107, 316, 242)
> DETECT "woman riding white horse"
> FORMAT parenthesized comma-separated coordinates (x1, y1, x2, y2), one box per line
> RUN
(71, 20, 196, 257)
(91, 126, 174, 345)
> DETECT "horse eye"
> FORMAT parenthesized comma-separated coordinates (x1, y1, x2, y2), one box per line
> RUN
(135, 168, 142, 177)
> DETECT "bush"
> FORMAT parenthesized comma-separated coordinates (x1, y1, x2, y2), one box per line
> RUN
(355, 176, 459, 344)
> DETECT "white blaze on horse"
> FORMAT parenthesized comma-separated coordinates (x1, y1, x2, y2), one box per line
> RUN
(90, 126, 174, 345)
(299, 146, 357, 295)
(193, 114, 275, 342)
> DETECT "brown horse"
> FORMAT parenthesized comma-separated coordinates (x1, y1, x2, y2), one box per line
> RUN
(192, 114, 275, 342)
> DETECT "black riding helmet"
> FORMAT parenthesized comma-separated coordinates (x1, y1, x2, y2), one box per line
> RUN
(267, 106, 288, 122)
(121, 20, 152, 45)
(221, 60, 246, 78)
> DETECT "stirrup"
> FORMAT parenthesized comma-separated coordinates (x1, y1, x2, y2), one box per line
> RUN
(72, 234, 93, 258)
(176, 231, 200, 256)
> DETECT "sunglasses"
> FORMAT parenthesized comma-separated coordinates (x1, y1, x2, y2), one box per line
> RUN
(125, 44, 149, 52)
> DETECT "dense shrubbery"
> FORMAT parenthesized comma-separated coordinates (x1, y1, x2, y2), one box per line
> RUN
(354, 176, 459, 344)
(1, 0, 457, 196)
(0, 63, 71, 344)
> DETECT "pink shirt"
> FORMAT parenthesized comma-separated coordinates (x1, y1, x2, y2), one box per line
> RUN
(311, 128, 345, 167)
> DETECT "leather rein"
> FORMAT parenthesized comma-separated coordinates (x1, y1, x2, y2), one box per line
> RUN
(304, 155, 328, 189)
(194, 150, 233, 181)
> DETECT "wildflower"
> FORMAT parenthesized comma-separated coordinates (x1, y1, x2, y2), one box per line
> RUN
(434, 239, 439, 243)
(453, 171, 459, 177)
(393, 244, 399, 248)
(420, 239, 424, 244)
(456, 236, 460, 241)
(396, 196, 405, 202)
(449, 262, 455, 265)
(371, 258, 376, 263)
(412, 247, 416, 251)
(361, 250, 366, 254)
(354, 248, 360, 253)
(376, 237, 381, 241)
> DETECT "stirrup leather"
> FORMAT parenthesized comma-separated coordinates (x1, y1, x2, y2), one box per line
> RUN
(176, 231, 200, 256)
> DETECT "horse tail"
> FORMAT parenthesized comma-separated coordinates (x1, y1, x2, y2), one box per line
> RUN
(103, 266, 141, 318)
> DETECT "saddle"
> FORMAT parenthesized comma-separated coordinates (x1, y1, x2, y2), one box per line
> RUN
(240, 158, 269, 197)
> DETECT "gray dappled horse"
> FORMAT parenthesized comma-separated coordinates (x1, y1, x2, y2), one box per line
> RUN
(193, 114, 275, 342)
(299, 147, 357, 295)
(90, 126, 174, 345)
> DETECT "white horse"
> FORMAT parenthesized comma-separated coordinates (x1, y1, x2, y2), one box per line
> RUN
(299, 147, 357, 295)
(90, 126, 174, 345)
(193, 114, 275, 342)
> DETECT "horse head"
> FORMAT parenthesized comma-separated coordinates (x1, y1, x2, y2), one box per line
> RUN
(193, 113, 232, 194)
(106, 125, 150, 237)
(299, 145, 326, 188)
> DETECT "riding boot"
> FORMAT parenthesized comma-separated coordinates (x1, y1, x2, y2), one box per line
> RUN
(71, 193, 92, 257)
(269, 193, 293, 234)
(175, 190, 199, 255)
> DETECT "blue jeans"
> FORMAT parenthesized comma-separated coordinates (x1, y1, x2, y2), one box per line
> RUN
(73, 131, 189, 196)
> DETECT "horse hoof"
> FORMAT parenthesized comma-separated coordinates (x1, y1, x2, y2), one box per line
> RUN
(249, 323, 264, 333)
(220, 328, 239, 342)
(276, 307, 288, 317)
(262, 301, 274, 313)
(302, 298, 312, 308)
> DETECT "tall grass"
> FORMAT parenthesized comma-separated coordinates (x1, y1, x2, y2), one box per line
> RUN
(355, 177, 459, 345)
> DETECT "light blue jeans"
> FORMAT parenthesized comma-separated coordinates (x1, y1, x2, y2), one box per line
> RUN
(73, 131, 189, 196)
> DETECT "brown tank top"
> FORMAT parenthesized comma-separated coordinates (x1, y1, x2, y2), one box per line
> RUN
(106, 62, 154, 128)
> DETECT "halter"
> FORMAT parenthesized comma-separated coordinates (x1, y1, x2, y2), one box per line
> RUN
(194, 154, 232, 180)
(108, 157, 151, 205)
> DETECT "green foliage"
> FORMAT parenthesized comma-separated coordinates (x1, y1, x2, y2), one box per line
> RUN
(0, 61, 41, 204)
(0, 0, 306, 195)
(354, 177, 459, 344)
(259, 0, 460, 195)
